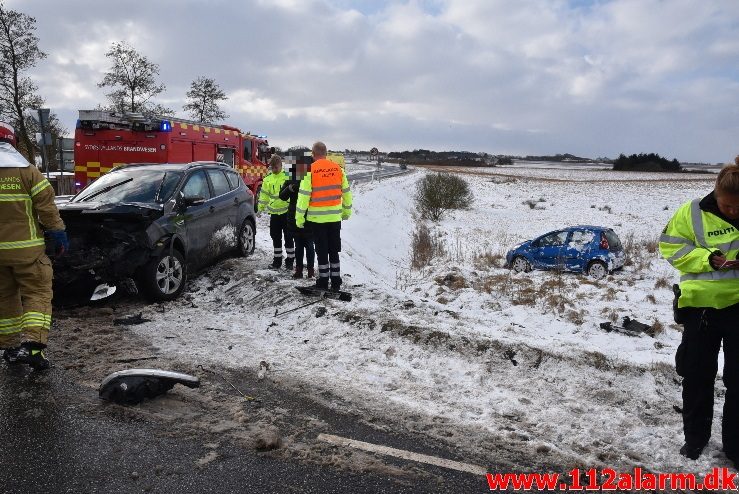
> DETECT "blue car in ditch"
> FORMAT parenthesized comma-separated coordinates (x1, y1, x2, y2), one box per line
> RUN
(506, 226, 625, 279)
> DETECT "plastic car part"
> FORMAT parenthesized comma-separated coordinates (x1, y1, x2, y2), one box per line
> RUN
(99, 369, 200, 405)
(90, 283, 117, 301)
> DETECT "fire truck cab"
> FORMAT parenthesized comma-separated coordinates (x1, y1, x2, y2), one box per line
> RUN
(74, 110, 270, 196)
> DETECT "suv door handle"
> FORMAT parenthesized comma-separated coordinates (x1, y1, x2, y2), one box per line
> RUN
(209, 206, 215, 213)
(233, 197, 239, 206)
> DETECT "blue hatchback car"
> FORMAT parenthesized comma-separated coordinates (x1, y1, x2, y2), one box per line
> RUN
(506, 226, 625, 279)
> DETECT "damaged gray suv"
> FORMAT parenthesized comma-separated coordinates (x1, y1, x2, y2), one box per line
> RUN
(54, 162, 256, 305)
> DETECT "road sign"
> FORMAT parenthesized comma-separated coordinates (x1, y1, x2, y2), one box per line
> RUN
(370, 147, 379, 156)
(59, 137, 74, 172)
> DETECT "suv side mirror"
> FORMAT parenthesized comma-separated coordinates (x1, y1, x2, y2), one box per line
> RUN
(183, 196, 205, 207)
(176, 193, 205, 212)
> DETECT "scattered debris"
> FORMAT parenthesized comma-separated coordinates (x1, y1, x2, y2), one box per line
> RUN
(599, 317, 655, 337)
(197, 365, 254, 401)
(112, 356, 158, 364)
(274, 298, 322, 317)
(99, 369, 200, 405)
(257, 361, 270, 380)
(315, 306, 327, 318)
(113, 312, 151, 326)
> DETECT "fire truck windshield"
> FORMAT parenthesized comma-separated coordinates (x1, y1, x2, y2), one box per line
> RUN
(73, 170, 183, 205)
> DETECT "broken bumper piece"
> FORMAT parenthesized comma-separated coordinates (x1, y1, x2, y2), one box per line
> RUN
(99, 369, 200, 405)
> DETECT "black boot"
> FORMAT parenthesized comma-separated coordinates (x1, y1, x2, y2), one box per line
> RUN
(306, 267, 315, 278)
(292, 268, 303, 279)
(314, 277, 329, 290)
(15, 342, 50, 370)
(330, 276, 342, 293)
(680, 443, 706, 460)
(2, 347, 20, 365)
(285, 257, 294, 271)
(268, 257, 282, 269)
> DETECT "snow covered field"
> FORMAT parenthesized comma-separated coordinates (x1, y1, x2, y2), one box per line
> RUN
(131, 165, 730, 476)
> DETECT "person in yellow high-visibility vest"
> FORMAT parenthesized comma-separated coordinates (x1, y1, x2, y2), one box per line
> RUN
(295, 142, 352, 291)
(659, 158, 739, 466)
(257, 154, 294, 270)
(0, 122, 68, 370)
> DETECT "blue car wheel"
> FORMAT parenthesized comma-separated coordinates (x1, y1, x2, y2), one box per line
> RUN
(511, 255, 531, 273)
(586, 260, 608, 279)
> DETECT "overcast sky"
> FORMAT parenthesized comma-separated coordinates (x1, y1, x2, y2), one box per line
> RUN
(8, 0, 739, 162)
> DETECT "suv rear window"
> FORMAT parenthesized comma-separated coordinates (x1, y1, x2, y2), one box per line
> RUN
(225, 171, 241, 190)
(207, 169, 231, 197)
(604, 230, 622, 251)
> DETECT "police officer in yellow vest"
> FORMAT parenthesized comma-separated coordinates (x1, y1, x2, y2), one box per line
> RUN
(660, 158, 739, 465)
(0, 122, 67, 370)
(295, 141, 352, 291)
(257, 154, 294, 270)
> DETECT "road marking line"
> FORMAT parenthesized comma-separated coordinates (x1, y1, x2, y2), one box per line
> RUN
(317, 433, 487, 476)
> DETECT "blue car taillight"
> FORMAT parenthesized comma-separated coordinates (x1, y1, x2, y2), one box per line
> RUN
(600, 232, 609, 250)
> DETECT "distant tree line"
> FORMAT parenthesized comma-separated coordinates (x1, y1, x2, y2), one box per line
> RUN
(518, 153, 592, 163)
(612, 153, 681, 172)
(387, 149, 500, 167)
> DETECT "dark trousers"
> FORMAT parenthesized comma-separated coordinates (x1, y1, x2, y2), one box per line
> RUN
(269, 214, 294, 261)
(293, 232, 315, 270)
(308, 221, 341, 288)
(675, 304, 739, 455)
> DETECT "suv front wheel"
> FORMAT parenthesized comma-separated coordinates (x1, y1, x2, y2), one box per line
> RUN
(138, 249, 187, 301)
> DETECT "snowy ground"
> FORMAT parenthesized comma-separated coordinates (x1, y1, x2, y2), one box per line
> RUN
(126, 165, 731, 476)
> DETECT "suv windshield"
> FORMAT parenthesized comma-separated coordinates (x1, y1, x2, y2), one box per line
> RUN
(73, 169, 183, 204)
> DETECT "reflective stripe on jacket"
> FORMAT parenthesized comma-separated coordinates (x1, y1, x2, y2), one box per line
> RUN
(295, 159, 352, 227)
(257, 171, 289, 215)
(0, 166, 64, 262)
(659, 197, 739, 309)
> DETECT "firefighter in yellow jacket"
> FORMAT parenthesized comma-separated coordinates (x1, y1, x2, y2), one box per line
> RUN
(0, 122, 67, 370)
(659, 158, 739, 466)
(295, 141, 352, 291)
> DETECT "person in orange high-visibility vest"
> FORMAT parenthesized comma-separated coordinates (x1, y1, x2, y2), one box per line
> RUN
(295, 141, 352, 291)
(0, 122, 68, 370)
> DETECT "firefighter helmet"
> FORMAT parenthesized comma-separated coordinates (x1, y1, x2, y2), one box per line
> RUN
(0, 122, 16, 147)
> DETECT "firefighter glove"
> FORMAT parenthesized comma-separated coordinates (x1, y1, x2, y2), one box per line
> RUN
(49, 230, 69, 256)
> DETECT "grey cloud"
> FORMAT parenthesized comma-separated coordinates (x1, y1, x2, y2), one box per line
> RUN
(6, 0, 739, 162)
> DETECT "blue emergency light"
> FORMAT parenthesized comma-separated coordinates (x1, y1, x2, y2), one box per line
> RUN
(159, 120, 172, 132)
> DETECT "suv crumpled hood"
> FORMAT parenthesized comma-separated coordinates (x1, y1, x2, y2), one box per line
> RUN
(54, 202, 166, 293)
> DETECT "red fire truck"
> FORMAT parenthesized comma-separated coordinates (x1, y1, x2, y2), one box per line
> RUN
(73, 110, 270, 195)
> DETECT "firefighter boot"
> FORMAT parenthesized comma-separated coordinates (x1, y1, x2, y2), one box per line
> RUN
(2, 347, 21, 365)
(306, 267, 315, 278)
(292, 267, 303, 279)
(15, 343, 50, 371)
(268, 257, 282, 269)
(284, 257, 294, 271)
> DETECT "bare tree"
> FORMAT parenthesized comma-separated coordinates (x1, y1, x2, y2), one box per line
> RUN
(98, 41, 172, 116)
(183, 76, 229, 123)
(0, 2, 46, 163)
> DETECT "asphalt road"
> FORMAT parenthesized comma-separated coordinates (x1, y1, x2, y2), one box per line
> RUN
(0, 361, 490, 494)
